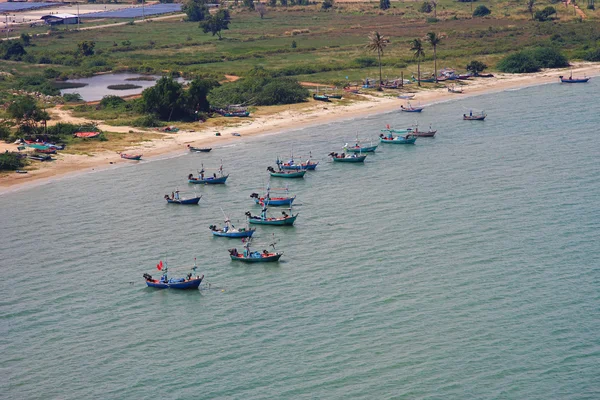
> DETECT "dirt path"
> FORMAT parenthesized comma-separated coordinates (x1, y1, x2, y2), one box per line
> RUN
(50, 105, 147, 134)
(565, 0, 586, 19)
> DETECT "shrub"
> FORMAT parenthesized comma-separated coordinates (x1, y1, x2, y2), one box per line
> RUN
(0, 153, 27, 171)
(43, 68, 61, 79)
(473, 5, 491, 17)
(208, 76, 308, 108)
(529, 47, 568, 68)
(1, 41, 27, 60)
(321, 0, 333, 10)
(100, 95, 127, 108)
(107, 84, 142, 90)
(380, 0, 390, 10)
(132, 114, 163, 127)
(419, 1, 432, 13)
(426, 17, 439, 23)
(466, 60, 488, 74)
(497, 52, 540, 73)
(534, 6, 556, 21)
(62, 93, 84, 102)
(0, 123, 12, 141)
(583, 48, 600, 61)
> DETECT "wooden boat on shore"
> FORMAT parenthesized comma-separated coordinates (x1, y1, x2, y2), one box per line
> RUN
(28, 154, 53, 161)
(379, 133, 417, 144)
(245, 207, 298, 226)
(228, 238, 283, 263)
(187, 145, 212, 153)
(164, 190, 201, 205)
(74, 131, 101, 138)
(448, 85, 463, 94)
(463, 111, 487, 121)
(120, 153, 142, 160)
(324, 94, 343, 99)
(559, 74, 590, 83)
(210, 212, 255, 238)
(267, 166, 306, 178)
(188, 163, 229, 184)
(397, 94, 415, 100)
(328, 152, 367, 162)
(143, 260, 203, 289)
(313, 94, 331, 102)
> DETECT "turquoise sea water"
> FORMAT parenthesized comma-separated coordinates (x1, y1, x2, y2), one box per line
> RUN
(2, 80, 599, 399)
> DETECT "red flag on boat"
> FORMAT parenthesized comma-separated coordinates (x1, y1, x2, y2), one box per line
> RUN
(157, 260, 163, 271)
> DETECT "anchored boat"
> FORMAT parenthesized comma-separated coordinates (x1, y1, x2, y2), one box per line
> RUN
(143, 259, 204, 289)
(245, 206, 298, 226)
(188, 163, 229, 184)
(228, 237, 283, 263)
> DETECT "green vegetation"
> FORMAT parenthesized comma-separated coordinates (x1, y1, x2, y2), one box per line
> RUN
(497, 47, 568, 73)
(183, 0, 209, 22)
(207, 76, 308, 108)
(107, 84, 143, 90)
(365, 32, 388, 90)
(466, 60, 488, 74)
(0, 153, 27, 171)
(583, 48, 600, 61)
(200, 9, 231, 40)
(410, 39, 425, 86)
(534, 6, 557, 21)
(426, 32, 442, 82)
(473, 5, 491, 17)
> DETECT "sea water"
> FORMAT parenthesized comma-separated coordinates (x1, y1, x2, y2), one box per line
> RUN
(1, 80, 599, 399)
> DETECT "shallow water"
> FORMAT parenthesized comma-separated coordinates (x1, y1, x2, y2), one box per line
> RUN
(2, 80, 599, 399)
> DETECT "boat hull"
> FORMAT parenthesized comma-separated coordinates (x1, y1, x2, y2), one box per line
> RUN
(188, 175, 229, 184)
(189, 147, 212, 152)
(211, 229, 255, 238)
(463, 115, 486, 121)
(269, 171, 306, 178)
(254, 196, 296, 206)
(412, 130, 436, 138)
(400, 108, 423, 113)
(230, 253, 282, 263)
(121, 154, 142, 160)
(166, 197, 201, 205)
(345, 145, 378, 153)
(560, 78, 589, 83)
(145, 277, 203, 289)
(332, 155, 367, 162)
(280, 162, 318, 170)
(379, 137, 417, 144)
(248, 214, 298, 226)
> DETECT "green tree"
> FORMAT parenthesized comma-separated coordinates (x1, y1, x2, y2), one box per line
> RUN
(380, 0, 391, 10)
(20, 33, 31, 46)
(426, 32, 442, 82)
(534, 6, 556, 21)
(200, 9, 231, 40)
(1, 41, 26, 60)
(8, 96, 50, 134)
(466, 60, 488, 75)
(268, 0, 277, 6)
(410, 38, 425, 86)
(76, 41, 95, 57)
(0, 153, 27, 171)
(473, 5, 490, 17)
(419, 2, 432, 13)
(321, 0, 334, 10)
(244, 0, 255, 9)
(186, 78, 220, 114)
(365, 31, 388, 90)
(280, 0, 287, 5)
(182, 0, 208, 21)
(141, 77, 186, 121)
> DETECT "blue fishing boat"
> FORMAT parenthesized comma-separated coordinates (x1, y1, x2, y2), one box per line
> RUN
(187, 145, 212, 152)
(210, 212, 255, 238)
(344, 137, 378, 153)
(328, 152, 367, 162)
(188, 163, 229, 184)
(228, 238, 283, 263)
(278, 153, 318, 170)
(267, 166, 306, 178)
(143, 260, 203, 290)
(245, 207, 298, 226)
(250, 186, 296, 206)
(379, 132, 417, 144)
(400, 103, 424, 113)
(559, 74, 590, 83)
(164, 190, 201, 205)
(463, 110, 486, 121)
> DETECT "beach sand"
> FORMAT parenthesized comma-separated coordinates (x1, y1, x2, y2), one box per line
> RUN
(1, 62, 598, 193)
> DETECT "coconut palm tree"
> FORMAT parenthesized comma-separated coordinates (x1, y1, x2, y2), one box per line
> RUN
(366, 31, 389, 90)
(410, 38, 425, 86)
(426, 32, 442, 82)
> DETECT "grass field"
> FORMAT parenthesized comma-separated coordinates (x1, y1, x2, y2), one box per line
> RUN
(1, 1, 598, 87)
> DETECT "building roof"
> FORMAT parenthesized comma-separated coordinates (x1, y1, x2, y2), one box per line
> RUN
(40, 13, 78, 20)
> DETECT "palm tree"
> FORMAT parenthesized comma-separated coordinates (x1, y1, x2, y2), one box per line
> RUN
(410, 38, 425, 87)
(366, 31, 388, 90)
(426, 32, 442, 83)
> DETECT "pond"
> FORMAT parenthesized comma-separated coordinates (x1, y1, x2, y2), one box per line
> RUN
(60, 73, 186, 102)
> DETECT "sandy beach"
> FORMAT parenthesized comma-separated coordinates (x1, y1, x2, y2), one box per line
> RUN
(1, 62, 598, 193)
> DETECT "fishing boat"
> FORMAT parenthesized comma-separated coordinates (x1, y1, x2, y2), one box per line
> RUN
(476, 73, 494, 78)
(27, 154, 53, 161)
(187, 145, 212, 153)
(559, 74, 590, 83)
(143, 259, 203, 289)
(210, 211, 256, 238)
(34, 147, 57, 154)
(411, 124, 437, 138)
(15, 170, 28, 174)
(397, 94, 415, 100)
(188, 163, 229, 184)
(224, 111, 250, 117)
(313, 94, 331, 102)
(250, 186, 296, 206)
(228, 237, 283, 263)
(231, 132, 241, 137)
(120, 153, 142, 160)
(74, 131, 101, 138)
(267, 166, 306, 178)
(277, 153, 318, 171)
(463, 111, 487, 121)
(164, 190, 201, 205)
(328, 152, 367, 162)
(400, 102, 424, 113)
(343, 136, 378, 153)
(379, 132, 417, 144)
(245, 206, 298, 226)
(324, 94, 343, 99)
(448, 85, 463, 94)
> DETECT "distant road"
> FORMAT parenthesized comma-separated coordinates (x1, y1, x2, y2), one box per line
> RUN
(1, 13, 186, 41)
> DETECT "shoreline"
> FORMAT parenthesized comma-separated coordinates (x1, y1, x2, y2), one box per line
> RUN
(1, 62, 598, 195)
